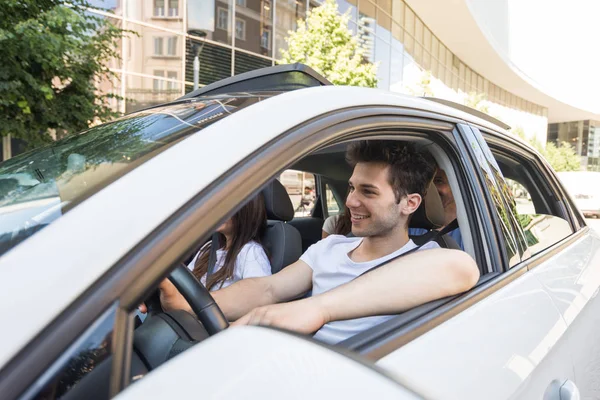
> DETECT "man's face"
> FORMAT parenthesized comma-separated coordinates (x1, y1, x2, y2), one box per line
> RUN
(346, 162, 419, 238)
(433, 169, 456, 217)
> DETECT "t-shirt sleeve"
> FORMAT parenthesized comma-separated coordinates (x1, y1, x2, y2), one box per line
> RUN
(299, 236, 333, 270)
(322, 215, 339, 234)
(239, 243, 272, 279)
(419, 240, 441, 251)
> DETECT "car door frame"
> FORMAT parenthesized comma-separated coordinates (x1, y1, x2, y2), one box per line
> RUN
(0, 107, 468, 399)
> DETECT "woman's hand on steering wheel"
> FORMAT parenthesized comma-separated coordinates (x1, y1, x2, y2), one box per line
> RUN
(139, 279, 194, 315)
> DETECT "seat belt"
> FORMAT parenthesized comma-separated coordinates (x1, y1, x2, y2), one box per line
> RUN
(354, 219, 458, 280)
(206, 233, 220, 281)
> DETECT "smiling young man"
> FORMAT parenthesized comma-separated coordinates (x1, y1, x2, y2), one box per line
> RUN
(157, 140, 479, 344)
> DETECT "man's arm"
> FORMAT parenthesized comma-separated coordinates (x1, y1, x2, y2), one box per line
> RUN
(156, 259, 313, 321)
(232, 249, 479, 333)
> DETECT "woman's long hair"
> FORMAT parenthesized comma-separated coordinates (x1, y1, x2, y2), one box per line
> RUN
(334, 205, 352, 236)
(192, 194, 268, 290)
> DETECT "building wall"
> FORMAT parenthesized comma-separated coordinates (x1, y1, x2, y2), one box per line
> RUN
(548, 120, 600, 171)
(86, 0, 548, 141)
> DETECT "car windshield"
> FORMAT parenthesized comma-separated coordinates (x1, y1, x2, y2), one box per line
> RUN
(0, 94, 270, 256)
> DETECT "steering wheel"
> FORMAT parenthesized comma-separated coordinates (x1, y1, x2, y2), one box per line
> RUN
(60, 266, 230, 400)
(134, 265, 229, 370)
(167, 264, 229, 334)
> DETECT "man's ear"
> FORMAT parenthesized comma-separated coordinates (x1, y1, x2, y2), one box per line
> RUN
(402, 193, 422, 216)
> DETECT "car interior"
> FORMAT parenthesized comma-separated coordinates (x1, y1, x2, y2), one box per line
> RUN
(51, 135, 484, 400)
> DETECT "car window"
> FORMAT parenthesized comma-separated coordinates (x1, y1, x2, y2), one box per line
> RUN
(506, 178, 535, 215)
(491, 149, 573, 260)
(325, 183, 342, 216)
(29, 307, 116, 400)
(0, 95, 268, 257)
(277, 169, 316, 217)
(461, 126, 522, 267)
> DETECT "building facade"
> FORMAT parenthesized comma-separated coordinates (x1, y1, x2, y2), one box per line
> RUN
(2, 0, 574, 161)
(81, 0, 551, 138)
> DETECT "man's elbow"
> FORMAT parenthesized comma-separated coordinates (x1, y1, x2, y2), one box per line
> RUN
(447, 250, 480, 294)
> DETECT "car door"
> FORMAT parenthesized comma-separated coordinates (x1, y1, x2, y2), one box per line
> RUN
(376, 124, 584, 400)
(486, 133, 600, 400)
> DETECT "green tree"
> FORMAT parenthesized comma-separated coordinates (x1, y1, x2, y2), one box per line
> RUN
(0, 0, 127, 149)
(465, 92, 489, 114)
(512, 126, 581, 172)
(278, 0, 377, 87)
(406, 70, 434, 97)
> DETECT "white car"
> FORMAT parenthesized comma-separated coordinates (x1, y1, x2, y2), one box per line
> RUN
(0, 65, 597, 400)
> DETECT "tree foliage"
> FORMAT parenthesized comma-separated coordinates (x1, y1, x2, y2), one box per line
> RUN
(0, 0, 127, 148)
(512, 126, 581, 172)
(278, 0, 377, 87)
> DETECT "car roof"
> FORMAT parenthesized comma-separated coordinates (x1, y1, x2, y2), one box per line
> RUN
(0, 85, 512, 367)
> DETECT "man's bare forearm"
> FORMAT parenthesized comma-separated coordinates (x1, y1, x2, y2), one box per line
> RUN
(312, 249, 480, 324)
(212, 277, 275, 321)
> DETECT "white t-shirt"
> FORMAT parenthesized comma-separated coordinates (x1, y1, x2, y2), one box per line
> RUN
(322, 214, 340, 235)
(300, 235, 440, 344)
(187, 241, 271, 291)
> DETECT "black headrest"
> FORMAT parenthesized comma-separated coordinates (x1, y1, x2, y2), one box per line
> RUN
(261, 179, 294, 222)
(409, 181, 446, 230)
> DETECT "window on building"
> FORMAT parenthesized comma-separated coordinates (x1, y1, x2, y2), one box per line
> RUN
(154, 0, 165, 16)
(236, 0, 246, 6)
(167, 36, 177, 56)
(167, 71, 178, 91)
(168, 0, 178, 16)
(153, 70, 165, 91)
(262, 0, 272, 19)
(154, 37, 164, 55)
(260, 29, 271, 49)
(235, 18, 246, 41)
(217, 8, 229, 30)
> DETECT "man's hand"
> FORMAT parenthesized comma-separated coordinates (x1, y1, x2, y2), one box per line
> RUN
(231, 297, 330, 335)
(139, 279, 193, 315)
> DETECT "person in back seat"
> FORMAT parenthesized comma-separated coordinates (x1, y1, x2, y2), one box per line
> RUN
(410, 166, 463, 249)
(322, 207, 351, 238)
(157, 140, 479, 344)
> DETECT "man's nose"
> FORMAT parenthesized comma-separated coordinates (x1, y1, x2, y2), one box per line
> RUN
(346, 191, 360, 208)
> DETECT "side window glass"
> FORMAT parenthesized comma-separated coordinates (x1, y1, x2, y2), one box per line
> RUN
(32, 307, 116, 400)
(277, 169, 316, 217)
(498, 164, 573, 259)
(506, 178, 535, 215)
(325, 184, 341, 216)
(461, 126, 521, 267)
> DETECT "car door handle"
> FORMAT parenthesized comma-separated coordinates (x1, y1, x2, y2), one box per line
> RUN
(543, 379, 580, 400)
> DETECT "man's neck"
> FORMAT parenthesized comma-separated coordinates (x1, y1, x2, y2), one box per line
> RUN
(350, 229, 410, 263)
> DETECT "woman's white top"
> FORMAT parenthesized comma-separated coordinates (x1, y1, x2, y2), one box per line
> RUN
(187, 240, 271, 291)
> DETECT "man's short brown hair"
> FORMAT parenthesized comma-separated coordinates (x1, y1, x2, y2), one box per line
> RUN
(346, 140, 435, 203)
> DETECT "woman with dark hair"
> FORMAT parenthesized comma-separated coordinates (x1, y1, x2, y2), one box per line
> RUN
(322, 207, 352, 238)
(188, 194, 271, 291)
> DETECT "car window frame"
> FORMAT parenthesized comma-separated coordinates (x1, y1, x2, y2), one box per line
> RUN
(0, 108, 500, 398)
(484, 133, 580, 231)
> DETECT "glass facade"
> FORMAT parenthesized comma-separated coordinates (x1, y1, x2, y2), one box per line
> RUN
(57, 1, 553, 141)
(1, 0, 553, 160)
(548, 120, 600, 171)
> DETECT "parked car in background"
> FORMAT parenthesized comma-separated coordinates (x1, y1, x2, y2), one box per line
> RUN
(557, 171, 600, 218)
(0, 64, 597, 400)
